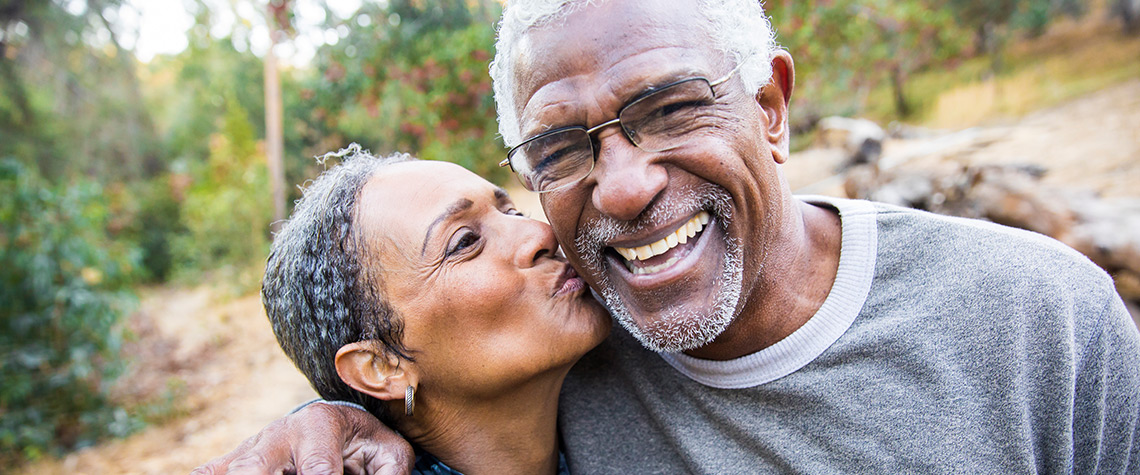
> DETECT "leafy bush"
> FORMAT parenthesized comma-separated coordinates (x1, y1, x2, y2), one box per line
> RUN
(0, 159, 142, 464)
(170, 97, 272, 289)
(293, 0, 506, 186)
(108, 174, 188, 283)
(129, 177, 186, 282)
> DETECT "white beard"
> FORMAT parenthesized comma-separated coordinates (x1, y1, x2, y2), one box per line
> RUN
(574, 184, 744, 352)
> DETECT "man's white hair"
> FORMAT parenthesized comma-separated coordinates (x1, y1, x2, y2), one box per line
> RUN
(490, 0, 780, 147)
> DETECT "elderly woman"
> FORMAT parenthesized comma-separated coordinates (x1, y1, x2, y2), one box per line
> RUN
(261, 145, 610, 474)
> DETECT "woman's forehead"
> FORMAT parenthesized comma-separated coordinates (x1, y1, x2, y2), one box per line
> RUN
(357, 162, 496, 241)
(368, 160, 486, 203)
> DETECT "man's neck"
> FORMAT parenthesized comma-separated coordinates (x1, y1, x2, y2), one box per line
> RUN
(399, 371, 566, 475)
(683, 199, 842, 361)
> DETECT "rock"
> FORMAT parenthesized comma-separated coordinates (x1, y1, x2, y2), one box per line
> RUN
(818, 116, 887, 167)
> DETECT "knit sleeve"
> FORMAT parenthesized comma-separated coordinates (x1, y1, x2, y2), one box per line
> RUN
(1071, 290, 1140, 474)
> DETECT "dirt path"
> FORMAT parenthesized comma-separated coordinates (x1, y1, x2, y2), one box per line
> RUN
(15, 287, 316, 474)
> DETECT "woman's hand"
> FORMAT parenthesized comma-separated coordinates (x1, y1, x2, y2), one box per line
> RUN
(191, 402, 414, 475)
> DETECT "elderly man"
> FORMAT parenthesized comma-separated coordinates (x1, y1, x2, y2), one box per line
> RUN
(197, 0, 1140, 473)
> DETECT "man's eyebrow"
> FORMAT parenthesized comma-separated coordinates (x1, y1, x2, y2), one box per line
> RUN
(421, 198, 474, 257)
(630, 70, 702, 99)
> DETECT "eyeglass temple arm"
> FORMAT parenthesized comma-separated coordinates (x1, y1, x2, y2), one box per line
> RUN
(710, 61, 745, 87)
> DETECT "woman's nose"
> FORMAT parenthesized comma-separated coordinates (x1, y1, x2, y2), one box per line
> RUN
(511, 218, 559, 268)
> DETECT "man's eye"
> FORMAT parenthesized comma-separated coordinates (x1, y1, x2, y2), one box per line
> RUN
(526, 132, 586, 172)
(634, 98, 712, 137)
(535, 147, 569, 172)
(652, 99, 706, 120)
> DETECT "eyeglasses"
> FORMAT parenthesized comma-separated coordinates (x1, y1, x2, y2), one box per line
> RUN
(499, 63, 743, 193)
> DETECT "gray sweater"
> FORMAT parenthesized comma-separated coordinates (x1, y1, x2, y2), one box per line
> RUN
(559, 197, 1140, 474)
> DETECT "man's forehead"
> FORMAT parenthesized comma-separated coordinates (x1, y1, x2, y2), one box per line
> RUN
(516, 53, 708, 132)
(509, 1, 719, 128)
(510, 0, 708, 76)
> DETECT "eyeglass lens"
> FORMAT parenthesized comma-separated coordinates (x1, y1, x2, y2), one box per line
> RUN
(510, 77, 717, 193)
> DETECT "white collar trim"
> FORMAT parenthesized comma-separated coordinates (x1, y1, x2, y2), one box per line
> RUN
(658, 196, 877, 388)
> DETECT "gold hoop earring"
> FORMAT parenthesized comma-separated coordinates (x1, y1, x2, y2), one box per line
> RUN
(405, 385, 415, 417)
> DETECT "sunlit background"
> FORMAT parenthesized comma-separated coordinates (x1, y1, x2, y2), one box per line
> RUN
(2, 0, 1138, 472)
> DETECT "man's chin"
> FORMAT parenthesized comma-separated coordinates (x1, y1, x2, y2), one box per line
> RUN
(575, 182, 745, 353)
(603, 257, 744, 354)
(624, 308, 734, 353)
(592, 251, 742, 354)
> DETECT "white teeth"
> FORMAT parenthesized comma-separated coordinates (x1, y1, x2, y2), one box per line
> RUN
(636, 245, 653, 260)
(613, 211, 710, 267)
(630, 256, 680, 275)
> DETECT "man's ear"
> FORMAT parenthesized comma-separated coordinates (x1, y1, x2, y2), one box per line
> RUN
(756, 50, 795, 164)
(335, 342, 418, 402)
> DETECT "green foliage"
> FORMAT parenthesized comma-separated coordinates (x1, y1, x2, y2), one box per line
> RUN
(767, 0, 1086, 123)
(170, 97, 272, 288)
(151, 34, 267, 165)
(770, 0, 969, 120)
(293, 0, 506, 185)
(111, 176, 187, 283)
(0, 159, 142, 464)
(0, 0, 162, 182)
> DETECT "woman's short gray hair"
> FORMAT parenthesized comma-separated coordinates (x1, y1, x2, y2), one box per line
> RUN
(262, 144, 413, 423)
(489, 0, 780, 147)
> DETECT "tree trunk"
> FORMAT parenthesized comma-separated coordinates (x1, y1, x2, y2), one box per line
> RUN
(890, 64, 911, 117)
(1120, 0, 1140, 34)
(264, 29, 286, 231)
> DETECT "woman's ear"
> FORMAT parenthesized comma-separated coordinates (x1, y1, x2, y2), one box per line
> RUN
(756, 50, 795, 164)
(335, 342, 418, 402)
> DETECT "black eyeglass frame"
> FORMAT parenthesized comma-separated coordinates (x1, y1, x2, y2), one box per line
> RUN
(499, 63, 743, 193)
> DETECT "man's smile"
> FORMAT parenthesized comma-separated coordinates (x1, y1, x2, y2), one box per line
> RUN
(611, 211, 711, 275)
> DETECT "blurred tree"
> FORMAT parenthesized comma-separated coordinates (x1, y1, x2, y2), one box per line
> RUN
(265, 0, 291, 229)
(170, 95, 272, 285)
(941, 0, 1088, 71)
(769, 0, 967, 118)
(292, 0, 506, 184)
(0, 158, 141, 464)
(150, 8, 266, 165)
(1115, 0, 1140, 33)
(768, 0, 1087, 123)
(0, 0, 160, 182)
(945, 0, 1020, 56)
(126, 5, 271, 282)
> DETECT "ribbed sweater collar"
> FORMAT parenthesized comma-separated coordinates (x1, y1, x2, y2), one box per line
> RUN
(658, 196, 877, 388)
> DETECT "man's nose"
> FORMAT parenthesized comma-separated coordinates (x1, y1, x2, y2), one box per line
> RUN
(589, 128, 667, 222)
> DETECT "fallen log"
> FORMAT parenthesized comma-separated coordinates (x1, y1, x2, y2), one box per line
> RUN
(844, 162, 1140, 302)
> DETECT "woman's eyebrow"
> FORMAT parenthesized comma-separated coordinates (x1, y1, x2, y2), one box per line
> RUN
(421, 198, 474, 256)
